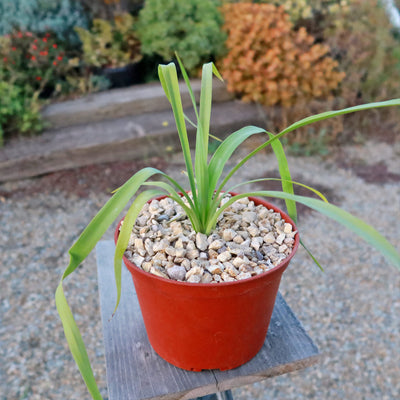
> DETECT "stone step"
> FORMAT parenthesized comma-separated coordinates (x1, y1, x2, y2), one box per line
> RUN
(0, 101, 263, 182)
(41, 79, 232, 130)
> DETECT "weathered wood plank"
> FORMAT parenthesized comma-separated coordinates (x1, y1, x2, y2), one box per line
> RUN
(0, 101, 262, 182)
(41, 79, 231, 130)
(96, 240, 319, 400)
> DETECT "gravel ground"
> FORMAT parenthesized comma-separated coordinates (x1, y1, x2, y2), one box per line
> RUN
(0, 139, 399, 400)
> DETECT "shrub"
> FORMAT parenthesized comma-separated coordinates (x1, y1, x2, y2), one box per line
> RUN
(0, 31, 68, 143)
(321, 0, 400, 140)
(136, 0, 226, 73)
(220, 3, 344, 108)
(0, 80, 44, 145)
(0, 31, 70, 96)
(269, 0, 349, 24)
(325, 0, 400, 104)
(74, 12, 142, 68)
(0, 0, 89, 44)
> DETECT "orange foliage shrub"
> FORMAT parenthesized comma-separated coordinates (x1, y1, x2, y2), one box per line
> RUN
(220, 3, 345, 108)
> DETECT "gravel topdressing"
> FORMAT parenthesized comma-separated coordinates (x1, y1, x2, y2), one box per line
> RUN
(123, 194, 296, 283)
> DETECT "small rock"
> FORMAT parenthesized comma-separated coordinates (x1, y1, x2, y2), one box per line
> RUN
(247, 224, 259, 237)
(237, 272, 252, 280)
(134, 238, 144, 250)
(150, 267, 169, 279)
(166, 265, 186, 281)
(136, 215, 148, 226)
(187, 275, 201, 283)
(181, 259, 191, 271)
(263, 232, 275, 244)
(225, 263, 239, 277)
(199, 252, 208, 260)
(144, 238, 154, 256)
(153, 239, 169, 252)
(222, 229, 236, 241)
(217, 251, 232, 262)
(255, 251, 264, 261)
(174, 238, 184, 248)
(208, 249, 219, 259)
(201, 273, 213, 283)
(175, 248, 186, 258)
(124, 250, 132, 258)
(257, 207, 269, 219)
(142, 261, 152, 272)
(232, 257, 246, 268)
(153, 252, 167, 262)
(251, 237, 264, 251)
(278, 244, 288, 253)
(209, 239, 224, 250)
(186, 249, 200, 260)
(132, 255, 145, 268)
(165, 247, 177, 257)
(196, 232, 208, 251)
(284, 223, 293, 234)
(186, 240, 196, 250)
(284, 237, 295, 245)
(232, 234, 244, 244)
(186, 266, 204, 280)
(253, 266, 265, 275)
(213, 274, 222, 283)
(207, 264, 223, 275)
(276, 233, 286, 245)
(170, 221, 183, 235)
(156, 214, 169, 222)
(242, 211, 257, 224)
(149, 201, 161, 215)
(221, 272, 236, 282)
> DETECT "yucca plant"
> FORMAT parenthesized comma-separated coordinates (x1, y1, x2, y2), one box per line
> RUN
(56, 56, 400, 399)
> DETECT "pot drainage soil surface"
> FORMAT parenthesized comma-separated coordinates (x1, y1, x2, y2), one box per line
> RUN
(122, 194, 297, 283)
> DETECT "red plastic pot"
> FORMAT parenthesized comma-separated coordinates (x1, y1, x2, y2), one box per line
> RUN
(115, 194, 299, 371)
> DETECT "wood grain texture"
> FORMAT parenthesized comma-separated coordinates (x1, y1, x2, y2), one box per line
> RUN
(96, 240, 319, 400)
(0, 101, 261, 182)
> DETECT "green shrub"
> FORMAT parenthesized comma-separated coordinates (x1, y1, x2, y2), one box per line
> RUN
(321, 0, 400, 139)
(136, 0, 226, 73)
(0, 0, 89, 43)
(75, 12, 142, 68)
(325, 0, 400, 104)
(0, 31, 71, 97)
(0, 81, 44, 145)
(220, 3, 344, 108)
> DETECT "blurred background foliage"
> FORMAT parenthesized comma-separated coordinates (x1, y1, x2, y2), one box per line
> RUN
(0, 0, 399, 152)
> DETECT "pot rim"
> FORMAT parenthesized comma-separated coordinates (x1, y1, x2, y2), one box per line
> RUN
(115, 192, 300, 288)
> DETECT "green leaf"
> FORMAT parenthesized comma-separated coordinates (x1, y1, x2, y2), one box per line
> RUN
(280, 99, 400, 136)
(158, 63, 197, 202)
(55, 284, 103, 400)
(196, 62, 214, 227)
(300, 238, 324, 271)
(114, 189, 164, 315)
(64, 167, 161, 280)
(209, 125, 267, 193)
(267, 132, 297, 223)
(219, 99, 400, 195)
(56, 166, 162, 400)
(226, 178, 329, 203)
(210, 191, 400, 269)
(175, 53, 199, 121)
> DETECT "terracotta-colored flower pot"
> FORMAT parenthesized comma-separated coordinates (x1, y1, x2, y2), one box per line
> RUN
(115, 194, 299, 371)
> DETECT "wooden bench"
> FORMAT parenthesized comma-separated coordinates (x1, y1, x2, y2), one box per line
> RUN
(96, 240, 319, 400)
